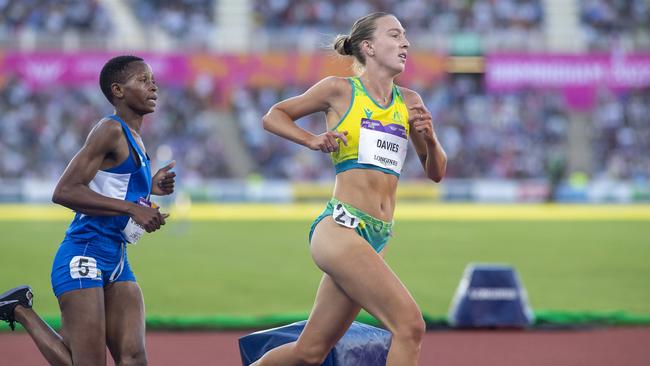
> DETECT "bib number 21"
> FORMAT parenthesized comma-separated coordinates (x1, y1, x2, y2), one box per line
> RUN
(333, 203, 360, 229)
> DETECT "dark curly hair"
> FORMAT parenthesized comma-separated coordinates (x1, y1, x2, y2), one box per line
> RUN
(99, 55, 144, 105)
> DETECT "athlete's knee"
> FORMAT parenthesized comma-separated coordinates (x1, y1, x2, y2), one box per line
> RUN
(115, 349, 147, 366)
(391, 308, 426, 345)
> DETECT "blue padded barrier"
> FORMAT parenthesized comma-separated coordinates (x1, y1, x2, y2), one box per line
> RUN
(239, 320, 391, 365)
(448, 263, 534, 328)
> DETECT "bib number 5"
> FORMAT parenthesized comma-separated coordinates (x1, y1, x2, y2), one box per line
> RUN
(69, 256, 98, 279)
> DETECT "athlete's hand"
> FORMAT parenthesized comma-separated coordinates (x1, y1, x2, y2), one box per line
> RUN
(129, 204, 167, 233)
(152, 160, 176, 196)
(409, 104, 436, 144)
(307, 131, 348, 153)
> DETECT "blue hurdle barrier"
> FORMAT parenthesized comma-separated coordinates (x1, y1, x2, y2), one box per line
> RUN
(448, 263, 534, 328)
(239, 320, 391, 365)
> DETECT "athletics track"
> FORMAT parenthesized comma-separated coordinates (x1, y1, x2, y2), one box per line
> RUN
(2, 326, 649, 365)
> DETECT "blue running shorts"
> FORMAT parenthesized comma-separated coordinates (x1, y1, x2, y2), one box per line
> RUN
(51, 238, 136, 298)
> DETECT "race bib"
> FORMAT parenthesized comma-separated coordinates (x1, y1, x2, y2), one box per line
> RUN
(122, 198, 158, 244)
(69, 256, 99, 279)
(357, 118, 408, 174)
(122, 218, 145, 244)
(332, 203, 360, 229)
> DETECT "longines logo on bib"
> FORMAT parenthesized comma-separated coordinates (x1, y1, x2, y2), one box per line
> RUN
(357, 118, 407, 174)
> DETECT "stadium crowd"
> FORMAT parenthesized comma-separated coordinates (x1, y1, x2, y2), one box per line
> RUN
(591, 88, 650, 182)
(231, 77, 571, 181)
(1, 1, 648, 53)
(254, 0, 544, 50)
(0, 74, 228, 181)
(0, 0, 111, 36)
(2, 73, 647, 182)
(128, 0, 215, 43)
(255, 0, 544, 34)
(0, 0, 648, 183)
(213, 80, 650, 182)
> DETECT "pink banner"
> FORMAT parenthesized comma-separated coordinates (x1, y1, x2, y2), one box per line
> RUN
(487, 53, 650, 90)
(486, 53, 650, 109)
(0, 52, 189, 88)
(0, 51, 445, 90)
(187, 52, 445, 88)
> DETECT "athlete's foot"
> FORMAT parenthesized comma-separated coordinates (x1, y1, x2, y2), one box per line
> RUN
(0, 286, 34, 330)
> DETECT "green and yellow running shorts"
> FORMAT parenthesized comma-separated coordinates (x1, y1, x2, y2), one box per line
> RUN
(309, 197, 393, 253)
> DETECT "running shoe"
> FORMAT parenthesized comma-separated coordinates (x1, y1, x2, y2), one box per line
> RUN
(0, 286, 33, 331)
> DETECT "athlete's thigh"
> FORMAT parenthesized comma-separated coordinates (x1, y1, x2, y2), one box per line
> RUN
(104, 281, 146, 362)
(310, 217, 420, 331)
(296, 274, 361, 351)
(58, 287, 107, 364)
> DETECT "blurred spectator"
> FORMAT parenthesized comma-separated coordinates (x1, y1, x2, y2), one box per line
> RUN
(0, 0, 111, 35)
(580, 0, 650, 50)
(231, 85, 333, 181)
(129, 0, 214, 45)
(592, 88, 650, 181)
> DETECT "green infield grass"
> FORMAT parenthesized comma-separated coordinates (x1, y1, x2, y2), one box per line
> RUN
(1, 206, 648, 322)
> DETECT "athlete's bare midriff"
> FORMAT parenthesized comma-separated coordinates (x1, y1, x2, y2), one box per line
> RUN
(333, 168, 398, 222)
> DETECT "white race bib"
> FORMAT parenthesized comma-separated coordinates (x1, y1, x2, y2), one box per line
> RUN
(357, 118, 408, 174)
(332, 202, 360, 229)
(69, 256, 99, 279)
(121, 197, 157, 244)
(122, 218, 145, 244)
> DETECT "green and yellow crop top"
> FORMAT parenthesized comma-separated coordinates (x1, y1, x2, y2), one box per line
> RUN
(331, 77, 410, 177)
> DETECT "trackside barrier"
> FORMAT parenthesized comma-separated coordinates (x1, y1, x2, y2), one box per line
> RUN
(239, 320, 391, 365)
(448, 263, 534, 328)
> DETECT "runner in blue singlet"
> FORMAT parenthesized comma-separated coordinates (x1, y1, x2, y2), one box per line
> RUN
(0, 55, 176, 365)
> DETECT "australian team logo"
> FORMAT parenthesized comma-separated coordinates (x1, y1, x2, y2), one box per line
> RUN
(362, 109, 403, 125)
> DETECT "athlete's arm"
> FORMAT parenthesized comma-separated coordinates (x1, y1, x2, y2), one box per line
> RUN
(262, 76, 348, 153)
(52, 119, 165, 232)
(401, 88, 447, 182)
